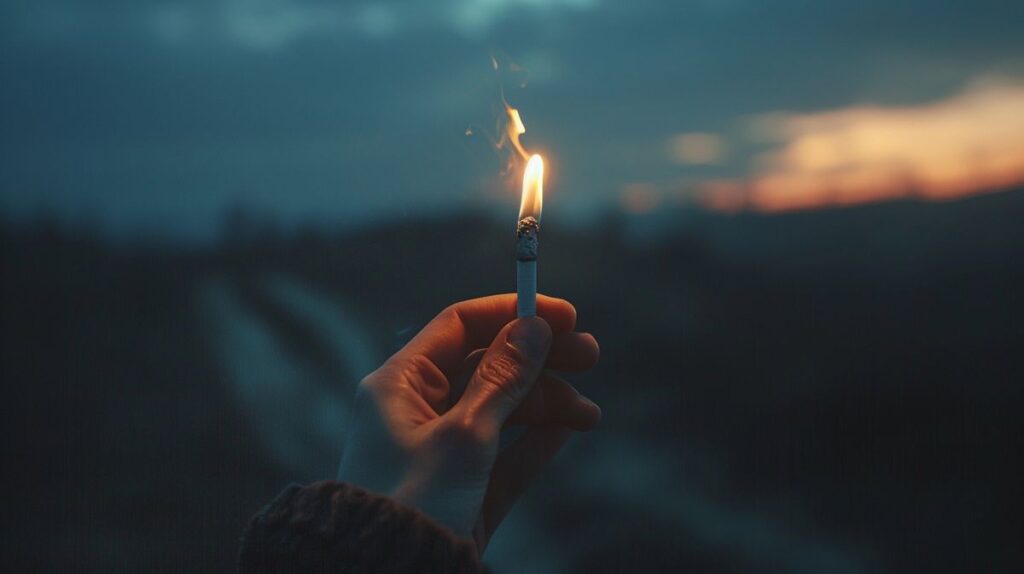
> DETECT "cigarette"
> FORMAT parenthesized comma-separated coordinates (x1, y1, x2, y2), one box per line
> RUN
(516, 216, 539, 317)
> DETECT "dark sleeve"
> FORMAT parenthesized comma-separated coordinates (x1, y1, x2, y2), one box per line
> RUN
(239, 481, 485, 574)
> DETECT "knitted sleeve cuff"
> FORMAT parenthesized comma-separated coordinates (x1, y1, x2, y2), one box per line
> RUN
(239, 481, 484, 574)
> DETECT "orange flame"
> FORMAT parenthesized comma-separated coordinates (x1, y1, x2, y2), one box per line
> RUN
(520, 154, 544, 221)
(503, 99, 542, 220)
(505, 103, 529, 161)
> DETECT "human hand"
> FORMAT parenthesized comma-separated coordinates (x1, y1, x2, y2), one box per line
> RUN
(337, 294, 601, 552)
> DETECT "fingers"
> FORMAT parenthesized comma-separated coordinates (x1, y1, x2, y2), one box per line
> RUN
(506, 373, 602, 431)
(447, 348, 486, 410)
(477, 425, 572, 552)
(452, 358, 602, 430)
(547, 331, 600, 372)
(454, 317, 552, 432)
(395, 294, 575, 375)
(448, 333, 599, 413)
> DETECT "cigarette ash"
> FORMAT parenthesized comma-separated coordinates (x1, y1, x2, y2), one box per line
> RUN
(516, 216, 539, 261)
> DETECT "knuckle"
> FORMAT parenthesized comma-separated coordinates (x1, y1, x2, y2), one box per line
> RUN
(474, 352, 528, 403)
(399, 354, 445, 387)
(357, 365, 399, 398)
(357, 373, 383, 395)
(437, 304, 462, 324)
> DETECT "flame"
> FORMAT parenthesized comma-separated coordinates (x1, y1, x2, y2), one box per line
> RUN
(519, 154, 544, 221)
(504, 102, 529, 160)
(504, 100, 541, 219)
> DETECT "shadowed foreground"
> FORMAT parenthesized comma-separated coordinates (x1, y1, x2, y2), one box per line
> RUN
(2, 190, 1023, 573)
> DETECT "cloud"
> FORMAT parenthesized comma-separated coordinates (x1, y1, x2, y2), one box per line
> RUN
(667, 132, 727, 165)
(450, 0, 596, 35)
(700, 78, 1024, 212)
(6, 1, 599, 52)
(149, 1, 395, 50)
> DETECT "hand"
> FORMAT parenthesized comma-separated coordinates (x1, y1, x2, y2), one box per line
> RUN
(338, 294, 601, 552)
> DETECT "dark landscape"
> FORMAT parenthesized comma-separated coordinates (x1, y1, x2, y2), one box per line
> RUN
(3, 188, 1022, 573)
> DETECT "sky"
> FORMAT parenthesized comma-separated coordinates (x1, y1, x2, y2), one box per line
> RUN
(2, 0, 1023, 240)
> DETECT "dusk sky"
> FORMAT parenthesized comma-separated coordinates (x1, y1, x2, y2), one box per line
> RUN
(3, 0, 1023, 240)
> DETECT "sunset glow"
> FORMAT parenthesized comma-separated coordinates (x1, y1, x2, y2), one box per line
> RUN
(700, 79, 1024, 213)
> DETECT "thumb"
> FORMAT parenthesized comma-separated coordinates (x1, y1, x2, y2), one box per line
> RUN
(455, 317, 552, 431)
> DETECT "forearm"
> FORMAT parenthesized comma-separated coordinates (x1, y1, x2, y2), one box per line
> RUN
(239, 481, 485, 574)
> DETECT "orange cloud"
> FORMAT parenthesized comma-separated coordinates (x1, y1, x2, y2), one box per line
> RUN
(702, 79, 1024, 212)
(668, 132, 727, 165)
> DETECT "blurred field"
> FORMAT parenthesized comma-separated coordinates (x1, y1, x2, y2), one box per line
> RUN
(2, 189, 1023, 573)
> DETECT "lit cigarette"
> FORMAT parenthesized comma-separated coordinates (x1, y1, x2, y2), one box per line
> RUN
(517, 154, 544, 318)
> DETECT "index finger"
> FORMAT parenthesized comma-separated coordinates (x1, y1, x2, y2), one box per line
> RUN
(393, 294, 577, 375)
